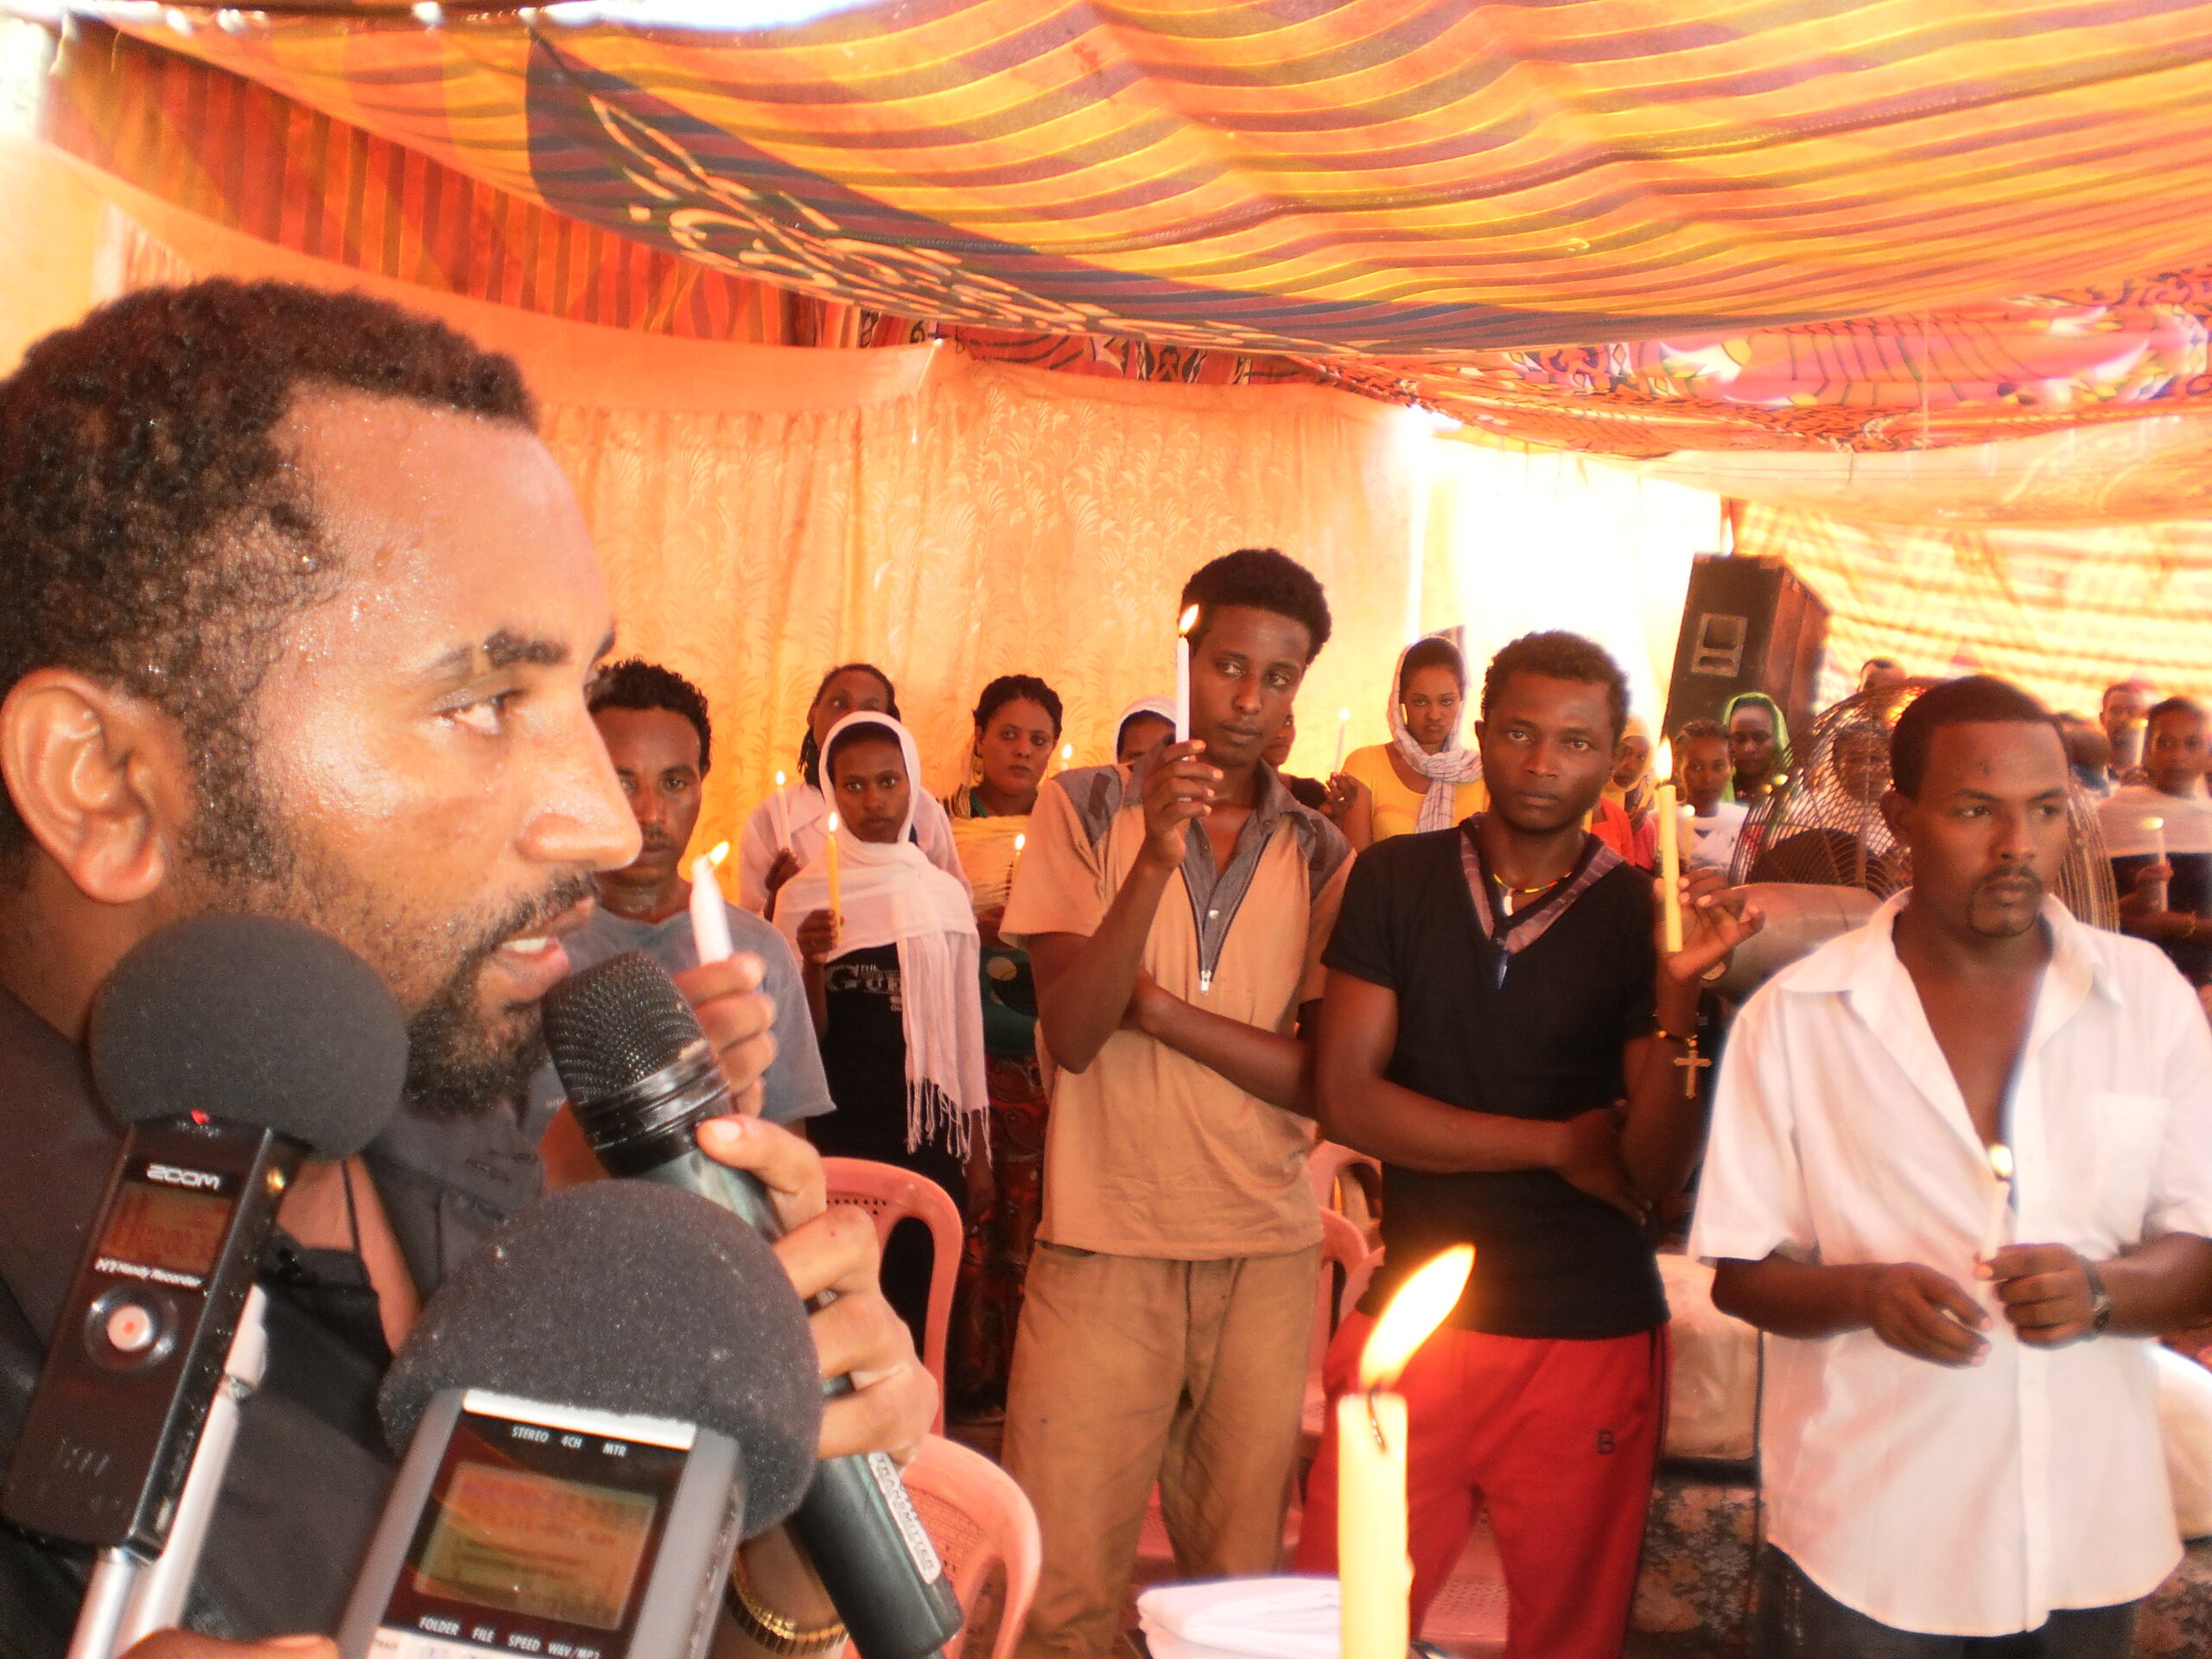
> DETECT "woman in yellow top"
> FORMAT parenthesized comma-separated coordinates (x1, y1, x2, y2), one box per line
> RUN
(1334, 637, 1486, 849)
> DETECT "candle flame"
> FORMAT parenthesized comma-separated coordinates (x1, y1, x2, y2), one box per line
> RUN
(1987, 1142, 2014, 1184)
(1014, 833, 1027, 853)
(1657, 739, 1674, 779)
(1178, 604, 1200, 635)
(775, 769, 787, 788)
(1061, 742, 1074, 762)
(708, 841, 730, 868)
(1338, 707, 1351, 722)
(2146, 815, 2165, 833)
(827, 812, 841, 834)
(1357, 1245, 1474, 1389)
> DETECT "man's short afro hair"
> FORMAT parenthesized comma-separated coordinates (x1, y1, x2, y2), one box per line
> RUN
(1888, 675, 2062, 799)
(0, 279, 535, 855)
(1179, 548, 1332, 663)
(1481, 631, 1631, 739)
(591, 659, 715, 776)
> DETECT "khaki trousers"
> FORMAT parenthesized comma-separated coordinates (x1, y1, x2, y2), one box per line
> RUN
(1001, 1242, 1321, 1659)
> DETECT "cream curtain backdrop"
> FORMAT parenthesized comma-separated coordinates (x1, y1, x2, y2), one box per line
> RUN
(1736, 502, 2212, 715)
(545, 369, 1432, 858)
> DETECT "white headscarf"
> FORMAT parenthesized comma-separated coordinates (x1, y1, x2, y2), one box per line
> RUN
(1115, 695, 1179, 785)
(774, 713, 988, 1160)
(1388, 640, 1484, 833)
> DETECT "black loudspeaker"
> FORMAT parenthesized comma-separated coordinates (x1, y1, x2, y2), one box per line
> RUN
(1661, 555, 1831, 741)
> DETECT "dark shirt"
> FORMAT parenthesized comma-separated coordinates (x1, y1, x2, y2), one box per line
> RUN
(2113, 851, 2212, 985)
(809, 946, 960, 1189)
(0, 989, 539, 1656)
(1323, 822, 1667, 1338)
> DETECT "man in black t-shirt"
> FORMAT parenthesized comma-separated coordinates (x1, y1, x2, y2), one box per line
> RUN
(1295, 632, 1758, 1658)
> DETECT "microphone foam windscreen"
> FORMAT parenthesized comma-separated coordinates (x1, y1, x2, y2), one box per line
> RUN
(379, 1181, 823, 1538)
(89, 912, 408, 1158)
(540, 950, 706, 1107)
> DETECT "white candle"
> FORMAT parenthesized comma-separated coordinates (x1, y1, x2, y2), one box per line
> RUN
(1334, 707, 1351, 773)
(1978, 1142, 2015, 1262)
(2147, 814, 2171, 912)
(689, 842, 734, 964)
(1655, 743, 1683, 954)
(771, 769, 791, 852)
(1341, 1246, 1474, 1659)
(1174, 604, 1198, 744)
(825, 812, 842, 919)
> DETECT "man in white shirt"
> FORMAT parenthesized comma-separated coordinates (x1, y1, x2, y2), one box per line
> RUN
(1693, 675, 2212, 1656)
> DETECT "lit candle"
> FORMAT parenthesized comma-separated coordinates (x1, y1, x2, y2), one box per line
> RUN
(689, 841, 734, 964)
(1058, 741, 1074, 775)
(824, 812, 842, 919)
(2146, 814, 2170, 912)
(1340, 1245, 1474, 1659)
(1008, 832, 1027, 903)
(1978, 1141, 2015, 1264)
(1334, 707, 1351, 773)
(1655, 741, 1683, 954)
(1174, 604, 1199, 744)
(771, 768, 791, 853)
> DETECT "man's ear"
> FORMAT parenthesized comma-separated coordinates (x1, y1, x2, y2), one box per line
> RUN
(0, 670, 188, 905)
(1880, 786, 1911, 842)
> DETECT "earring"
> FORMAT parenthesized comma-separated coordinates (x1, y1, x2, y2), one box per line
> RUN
(969, 749, 985, 785)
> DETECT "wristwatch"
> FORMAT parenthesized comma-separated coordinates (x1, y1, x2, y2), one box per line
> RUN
(2082, 1257, 2115, 1336)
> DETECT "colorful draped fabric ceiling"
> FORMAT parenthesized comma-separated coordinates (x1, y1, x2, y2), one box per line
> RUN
(44, 0, 2212, 459)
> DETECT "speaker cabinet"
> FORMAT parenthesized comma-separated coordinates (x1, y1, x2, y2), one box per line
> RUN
(1662, 555, 1831, 741)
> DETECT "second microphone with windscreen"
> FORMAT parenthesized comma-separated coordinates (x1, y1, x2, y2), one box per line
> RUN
(541, 951, 963, 1659)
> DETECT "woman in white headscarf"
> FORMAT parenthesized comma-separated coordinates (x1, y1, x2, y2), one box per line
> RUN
(1337, 637, 1487, 848)
(1112, 695, 1177, 777)
(778, 711, 991, 1350)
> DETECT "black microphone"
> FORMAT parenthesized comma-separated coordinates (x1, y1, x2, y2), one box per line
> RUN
(541, 952, 963, 1659)
(342, 1182, 823, 1659)
(3, 914, 408, 1556)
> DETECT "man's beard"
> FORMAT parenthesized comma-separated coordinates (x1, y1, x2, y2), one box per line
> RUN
(396, 879, 594, 1118)
(177, 729, 592, 1121)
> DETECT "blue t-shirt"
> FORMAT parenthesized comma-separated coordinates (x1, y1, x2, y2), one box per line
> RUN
(525, 899, 836, 1135)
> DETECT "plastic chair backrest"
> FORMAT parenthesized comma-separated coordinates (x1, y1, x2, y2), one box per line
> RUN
(1311, 1210, 1370, 1377)
(874, 1433, 1042, 1659)
(822, 1156, 963, 1434)
(1307, 1140, 1382, 1233)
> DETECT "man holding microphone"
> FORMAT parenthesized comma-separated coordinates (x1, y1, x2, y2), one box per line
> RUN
(0, 281, 930, 1658)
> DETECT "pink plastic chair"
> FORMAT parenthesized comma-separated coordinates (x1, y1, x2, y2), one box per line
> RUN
(822, 1156, 964, 1433)
(1301, 1211, 1382, 1459)
(863, 1433, 1041, 1659)
(1307, 1140, 1382, 1241)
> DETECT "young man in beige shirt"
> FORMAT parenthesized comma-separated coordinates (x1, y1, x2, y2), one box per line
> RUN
(1001, 549, 1351, 1659)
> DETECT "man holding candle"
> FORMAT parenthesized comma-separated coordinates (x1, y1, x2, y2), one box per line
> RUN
(0, 282, 936, 1656)
(999, 548, 1351, 1659)
(1302, 630, 1759, 1657)
(526, 659, 835, 1167)
(2102, 696, 2212, 987)
(1694, 675, 2212, 1656)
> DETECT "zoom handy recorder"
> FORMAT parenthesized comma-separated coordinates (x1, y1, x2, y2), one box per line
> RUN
(2, 1117, 296, 1554)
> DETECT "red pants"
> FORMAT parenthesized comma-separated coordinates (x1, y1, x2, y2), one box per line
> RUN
(1294, 1313, 1669, 1659)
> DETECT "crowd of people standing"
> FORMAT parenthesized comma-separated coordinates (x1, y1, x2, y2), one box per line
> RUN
(564, 546, 2212, 1659)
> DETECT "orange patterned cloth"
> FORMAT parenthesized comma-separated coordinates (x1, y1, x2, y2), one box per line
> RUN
(44, 2, 2212, 457)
